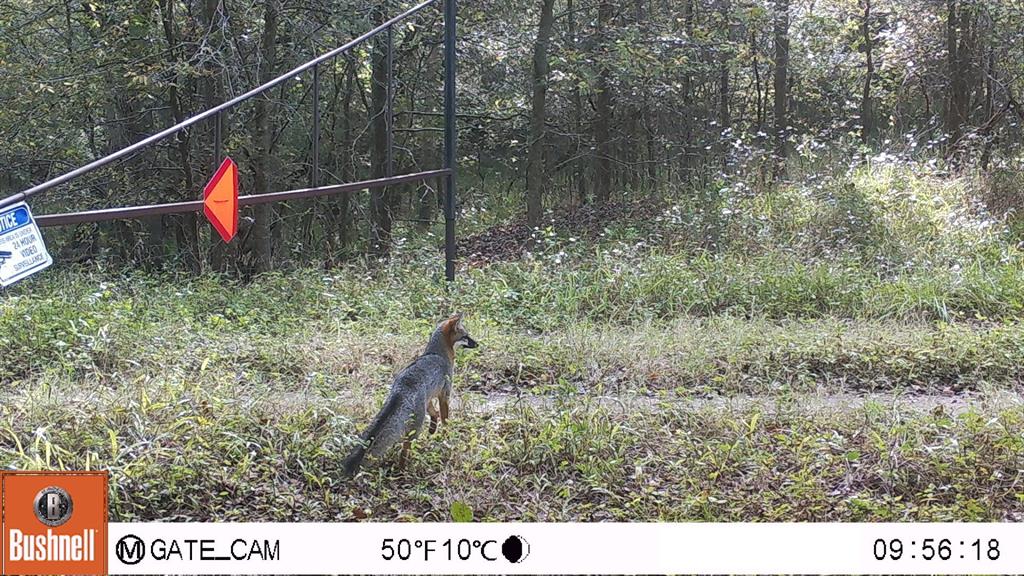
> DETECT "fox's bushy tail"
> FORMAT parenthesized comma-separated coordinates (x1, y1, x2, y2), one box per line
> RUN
(343, 394, 401, 476)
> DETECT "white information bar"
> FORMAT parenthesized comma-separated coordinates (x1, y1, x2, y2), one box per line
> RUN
(109, 522, 1022, 575)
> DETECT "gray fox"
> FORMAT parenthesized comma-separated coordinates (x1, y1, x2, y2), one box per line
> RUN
(342, 313, 479, 475)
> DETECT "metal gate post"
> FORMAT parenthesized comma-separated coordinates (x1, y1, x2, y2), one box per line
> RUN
(311, 64, 321, 188)
(214, 112, 223, 168)
(443, 0, 457, 281)
(386, 25, 395, 179)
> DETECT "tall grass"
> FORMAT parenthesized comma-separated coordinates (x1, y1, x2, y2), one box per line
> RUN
(4, 162, 1024, 374)
(3, 160, 1024, 522)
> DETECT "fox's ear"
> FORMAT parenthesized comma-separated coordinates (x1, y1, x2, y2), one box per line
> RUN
(442, 312, 462, 333)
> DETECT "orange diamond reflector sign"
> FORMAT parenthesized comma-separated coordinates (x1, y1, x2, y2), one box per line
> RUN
(204, 157, 238, 243)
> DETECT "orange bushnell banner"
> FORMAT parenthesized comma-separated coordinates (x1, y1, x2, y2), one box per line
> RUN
(1, 471, 108, 575)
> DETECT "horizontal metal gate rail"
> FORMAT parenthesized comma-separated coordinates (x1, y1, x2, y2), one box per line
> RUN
(34, 170, 451, 227)
(0, 0, 459, 279)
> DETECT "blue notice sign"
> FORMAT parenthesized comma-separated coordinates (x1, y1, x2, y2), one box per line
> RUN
(0, 202, 52, 287)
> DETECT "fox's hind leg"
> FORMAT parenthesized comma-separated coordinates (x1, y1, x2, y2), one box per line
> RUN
(439, 388, 450, 425)
(427, 399, 440, 434)
(398, 440, 411, 468)
(398, 431, 419, 468)
(398, 404, 426, 469)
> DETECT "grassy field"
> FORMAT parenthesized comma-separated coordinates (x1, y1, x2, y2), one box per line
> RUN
(1, 162, 1023, 521)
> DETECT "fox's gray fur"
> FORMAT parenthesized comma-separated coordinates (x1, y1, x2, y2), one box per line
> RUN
(342, 314, 477, 475)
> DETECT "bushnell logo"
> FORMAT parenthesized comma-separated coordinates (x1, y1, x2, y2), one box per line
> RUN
(33, 486, 73, 527)
(3, 471, 108, 575)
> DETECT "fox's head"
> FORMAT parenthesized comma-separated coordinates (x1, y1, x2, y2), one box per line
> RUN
(440, 312, 479, 351)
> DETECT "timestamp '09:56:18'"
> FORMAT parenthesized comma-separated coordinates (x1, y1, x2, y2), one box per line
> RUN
(873, 538, 1000, 561)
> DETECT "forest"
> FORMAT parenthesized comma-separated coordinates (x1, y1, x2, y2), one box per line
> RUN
(1, 0, 1024, 523)
(2, 0, 1022, 270)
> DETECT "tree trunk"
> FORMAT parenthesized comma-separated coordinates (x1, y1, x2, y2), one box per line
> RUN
(945, 0, 959, 147)
(860, 0, 873, 144)
(330, 57, 357, 259)
(717, 0, 733, 168)
(679, 0, 695, 183)
(772, 0, 789, 175)
(416, 145, 439, 232)
(980, 44, 996, 170)
(368, 5, 394, 257)
(251, 0, 279, 273)
(592, 0, 614, 204)
(681, 0, 694, 101)
(751, 30, 764, 133)
(159, 0, 201, 273)
(568, 0, 587, 206)
(945, 0, 974, 156)
(526, 0, 556, 228)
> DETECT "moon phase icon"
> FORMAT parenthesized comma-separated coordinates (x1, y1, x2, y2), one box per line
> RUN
(502, 535, 530, 563)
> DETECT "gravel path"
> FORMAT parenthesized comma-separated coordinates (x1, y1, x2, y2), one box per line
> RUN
(463, 388, 1024, 416)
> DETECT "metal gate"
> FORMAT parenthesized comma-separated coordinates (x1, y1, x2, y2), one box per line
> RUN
(0, 0, 460, 280)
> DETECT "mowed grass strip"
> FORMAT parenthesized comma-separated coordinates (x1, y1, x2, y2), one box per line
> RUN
(1, 378, 1021, 522)
(3, 299, 1023, 394)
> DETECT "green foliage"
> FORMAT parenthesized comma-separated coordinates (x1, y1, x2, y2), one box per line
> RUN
(450, 501, 473, 522)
